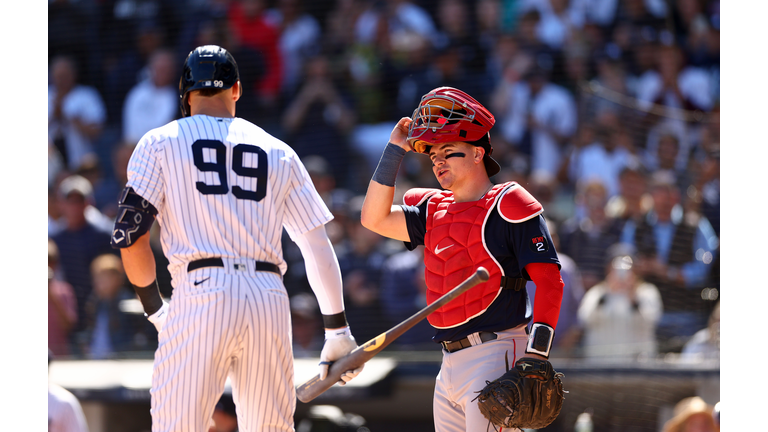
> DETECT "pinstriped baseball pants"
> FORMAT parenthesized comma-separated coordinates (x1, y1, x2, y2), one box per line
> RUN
(150, 268, 294, 432)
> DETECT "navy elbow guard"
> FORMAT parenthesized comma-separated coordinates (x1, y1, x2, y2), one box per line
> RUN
(111, 187, 158, 248)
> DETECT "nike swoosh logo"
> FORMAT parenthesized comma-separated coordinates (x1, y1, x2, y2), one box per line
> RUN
(434, 244, 455, 255)
(193, 277, 210, 286)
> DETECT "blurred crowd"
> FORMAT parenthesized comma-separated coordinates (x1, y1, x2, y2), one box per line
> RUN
(48, 0, 720, 361)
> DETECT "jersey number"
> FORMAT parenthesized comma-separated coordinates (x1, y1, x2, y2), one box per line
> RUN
(192, 140, 268, 202)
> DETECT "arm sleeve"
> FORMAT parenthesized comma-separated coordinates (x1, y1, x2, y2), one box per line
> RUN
(292, 224, 345, 316)
(525, 262, 564, 330)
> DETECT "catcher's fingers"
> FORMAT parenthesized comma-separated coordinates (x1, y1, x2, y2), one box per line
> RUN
(389, 117, 414, 151)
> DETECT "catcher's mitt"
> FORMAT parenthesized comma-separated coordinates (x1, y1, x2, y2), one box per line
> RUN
(474, 355, 565, 430)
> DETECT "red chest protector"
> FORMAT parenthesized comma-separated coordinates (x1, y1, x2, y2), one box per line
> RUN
(404, 182, 541, 328)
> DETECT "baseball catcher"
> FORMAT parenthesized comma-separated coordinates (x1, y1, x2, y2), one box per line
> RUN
(474, 353, 565, 430)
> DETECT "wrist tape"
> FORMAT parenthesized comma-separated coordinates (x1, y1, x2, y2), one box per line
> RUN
(322, 311, 348, 329)
(325, 326, 351, 340)
(372, 143, 406, 187)
(526, 323, 555, 358)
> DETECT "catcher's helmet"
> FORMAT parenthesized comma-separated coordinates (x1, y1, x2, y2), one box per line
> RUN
(407, 87, 500, 177)
(179, 45, 240, 117)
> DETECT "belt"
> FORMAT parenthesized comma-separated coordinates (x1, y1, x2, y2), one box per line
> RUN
(187, 258, 280, 275)
(501, 276, 526, 291)
(441, 331, 498, 353)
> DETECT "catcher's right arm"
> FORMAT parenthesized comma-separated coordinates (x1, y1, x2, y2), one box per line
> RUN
(474, 356, 565, 430)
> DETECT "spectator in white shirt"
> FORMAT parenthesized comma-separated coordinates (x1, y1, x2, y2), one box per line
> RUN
(48, 55, 106, 171)
(577, 243, 663, 360)
(498, 60, 578, 180)
(121, 48, 178, 144)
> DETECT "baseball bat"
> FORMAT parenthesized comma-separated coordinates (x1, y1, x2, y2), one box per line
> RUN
(296, 267, 490, 403)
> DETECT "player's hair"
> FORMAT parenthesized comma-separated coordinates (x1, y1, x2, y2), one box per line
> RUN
(194, 88, 227, 98)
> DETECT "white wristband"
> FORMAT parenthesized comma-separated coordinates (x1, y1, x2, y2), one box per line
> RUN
(526, 323, 555, 358)
(325, 326, 351, 340)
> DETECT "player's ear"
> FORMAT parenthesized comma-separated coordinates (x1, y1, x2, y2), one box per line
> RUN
(233, 80, 243, 102)
(473, 145, 485, 164)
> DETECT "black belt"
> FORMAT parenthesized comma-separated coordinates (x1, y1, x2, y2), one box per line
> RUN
(501, 276, 526, 291)
(441, 331, 498, 353)
(187, 258, 280, 275)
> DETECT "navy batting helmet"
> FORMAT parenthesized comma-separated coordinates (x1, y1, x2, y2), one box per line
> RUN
(179, 45, 240, 117)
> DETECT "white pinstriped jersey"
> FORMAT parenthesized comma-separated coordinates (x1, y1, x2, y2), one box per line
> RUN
(126, 114, 332, 282)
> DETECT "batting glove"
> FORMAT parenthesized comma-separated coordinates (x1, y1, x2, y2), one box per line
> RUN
(147, 301, 169, 333)
(319, 327, 364, 385)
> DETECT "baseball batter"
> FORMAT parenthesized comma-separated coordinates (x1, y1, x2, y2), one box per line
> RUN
(112, 45, 362, 432)
(360, 87, 565, 432)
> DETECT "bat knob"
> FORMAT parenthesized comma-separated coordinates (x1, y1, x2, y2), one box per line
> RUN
(476, 267, 490, 281)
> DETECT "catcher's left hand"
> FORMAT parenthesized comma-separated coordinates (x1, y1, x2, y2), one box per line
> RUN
(474, 356, 565, 430)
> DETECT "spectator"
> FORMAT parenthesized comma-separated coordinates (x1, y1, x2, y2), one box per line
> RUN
(48, 350, 90, 432)
(558, 180, 625, 290)
(264, 0, 322, 98)
(281, 54, 357, 187)
(526, 219, 585, 357)
(497, 59, 578, 180)
(670, 0, 720, 69)
(379, 248, 435, 349)
(662, 396, 719, 432)
(335, 196, 393, 344)
(48, 54, 107, 171)
(533, 0, 578, 51)
(51, 175, 115, 354)
(50, 173, 115, 236)
(681, 301, 719, 363)
(49, 241, 78, 357)
(566, 122, 635, 198)
(228, 0, 284, 110)
(690, 110, 720, 235)
(577, 243, 663, 360)
(289, 293, 324, 357)
(354, 0, 438, 49)
(85, 254, 151, 359)
(620, 170, 719, 352)
(434, 0, 488, 77)
(81, 142, 136, 220)
(635, 43, 714, 114)
(605, 162, 652, 225)
(642, 119, 695, 184)
(122, 48, 179, 144)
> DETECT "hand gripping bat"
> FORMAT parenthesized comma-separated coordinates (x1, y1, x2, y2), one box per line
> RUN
(296, 267, 490, 403)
